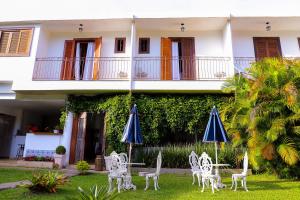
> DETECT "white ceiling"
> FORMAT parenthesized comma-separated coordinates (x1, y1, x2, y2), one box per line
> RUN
(0, 100, 64, 112)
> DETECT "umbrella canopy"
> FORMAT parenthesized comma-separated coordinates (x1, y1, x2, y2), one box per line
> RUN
(203, 106, 229, 143)
(121, 104, 143, 144)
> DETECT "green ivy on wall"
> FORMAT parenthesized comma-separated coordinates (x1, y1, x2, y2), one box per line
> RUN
(66, 93, 232, 153)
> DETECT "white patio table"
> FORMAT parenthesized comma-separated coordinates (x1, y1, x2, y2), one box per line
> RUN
(123, 162, 146, 190)
(212, 163, 230, 188)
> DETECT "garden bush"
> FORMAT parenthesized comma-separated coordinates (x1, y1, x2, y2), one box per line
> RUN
(133, 143, 244, 169)
(76, 160, 90, 175)
(26, 171, 68, 193)
(55, 145, 66, 155)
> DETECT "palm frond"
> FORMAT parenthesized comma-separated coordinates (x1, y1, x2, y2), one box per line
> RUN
(277, 138, 299, 166)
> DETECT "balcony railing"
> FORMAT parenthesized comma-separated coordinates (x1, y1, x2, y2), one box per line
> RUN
(32, 57, 233, 81)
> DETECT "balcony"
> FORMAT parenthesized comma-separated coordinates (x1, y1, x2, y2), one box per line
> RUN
(32, 57, 233, 81)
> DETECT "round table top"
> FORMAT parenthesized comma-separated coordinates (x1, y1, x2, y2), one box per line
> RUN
(211, 163, 230, 167)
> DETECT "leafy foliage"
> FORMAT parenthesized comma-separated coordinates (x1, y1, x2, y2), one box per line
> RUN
(134, 143, 244, 169)
(55, 145, 66, 155)
(26, 171, 68, 193)
(222, 58, 300, 178)
(67, 94, 232, 152)
(76, 185, 117, 200)
(76, 161, 90, 175)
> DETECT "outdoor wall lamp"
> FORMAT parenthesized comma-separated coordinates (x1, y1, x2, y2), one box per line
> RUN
(180, 23, 185, 32)
(266, 22, 271, 31)
(79, 24, 83, 32)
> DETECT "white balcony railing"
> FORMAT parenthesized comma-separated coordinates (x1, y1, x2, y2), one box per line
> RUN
(32, 57, 232, 81)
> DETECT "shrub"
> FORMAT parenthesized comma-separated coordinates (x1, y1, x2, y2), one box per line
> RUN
(133, 143, 243, 169)
(26, 171, 68, 193)
(77, 185, 118, 200)
(55, 145, 66, 155)
(76, 160, 90, 175)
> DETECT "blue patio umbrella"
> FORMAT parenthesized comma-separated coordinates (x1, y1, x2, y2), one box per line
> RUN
(203, 106, 229, 165)
(121, 104, 143, 164)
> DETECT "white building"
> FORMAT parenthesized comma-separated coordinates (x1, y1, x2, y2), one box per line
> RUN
(1, 0, 300, 164)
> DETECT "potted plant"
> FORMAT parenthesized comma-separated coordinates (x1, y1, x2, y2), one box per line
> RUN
(54, 145, 66, 168)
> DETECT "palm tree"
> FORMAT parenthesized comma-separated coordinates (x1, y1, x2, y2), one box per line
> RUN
(222, 58, 300, 175)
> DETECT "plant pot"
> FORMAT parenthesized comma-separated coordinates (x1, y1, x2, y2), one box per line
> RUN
(54, 154, 65, 168)
(53, 130, 59, 134)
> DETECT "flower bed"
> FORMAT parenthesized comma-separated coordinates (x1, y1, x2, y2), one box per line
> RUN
(24, 156, 54, 162)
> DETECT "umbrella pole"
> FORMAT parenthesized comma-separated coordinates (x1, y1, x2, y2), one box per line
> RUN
(215, 142, 218, 165)
(128, 143, 132, 174)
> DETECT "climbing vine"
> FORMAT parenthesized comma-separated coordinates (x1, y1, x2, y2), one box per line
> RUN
(66, 93, 232, 152)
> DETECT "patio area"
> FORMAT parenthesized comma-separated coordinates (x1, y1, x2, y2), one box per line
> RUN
(0, 168, 299, 200)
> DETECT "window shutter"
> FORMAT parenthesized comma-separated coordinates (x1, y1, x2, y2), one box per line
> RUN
(161, 37, 172, 80)
(254, 37, 282, 60)
(181, 38, 196, 80)
(17, 29, 33, 55)
(8, 31, 20, 53)
(0, 32, 10, 53)
(60, 40, 75, 80)
(93, 37, 102, 80)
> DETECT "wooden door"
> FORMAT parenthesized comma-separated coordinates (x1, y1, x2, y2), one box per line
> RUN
(181, 38, 196, 80)
(253, 37, 282, 60)
(69, 114, 78, 164)
(60, 40, 75, 80)
(75, 112, 87, 162)
(0, 114, 15, 157)
(161, 38, 172, 80)
(93, 37, 102, 80)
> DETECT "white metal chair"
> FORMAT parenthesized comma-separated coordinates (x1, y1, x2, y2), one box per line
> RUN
(231, 152, 249, 191)
(198, 152, 220, 193)
(189, 151, 202, 186)
(104, 151, 129, 193)
(139, 151, 162, 191)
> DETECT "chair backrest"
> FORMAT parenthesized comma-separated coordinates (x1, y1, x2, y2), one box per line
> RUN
(155, 151, 162, 175)
(104, 156, 112, 171)
(242, 151, 248, 175)
(119, 152, 128, 164)
(189, 151, 200, 171)
(198, 152, 213, 176)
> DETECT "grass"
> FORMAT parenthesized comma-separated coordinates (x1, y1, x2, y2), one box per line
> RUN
(0, 168, 34, 184)
(0, 168, 300, 199)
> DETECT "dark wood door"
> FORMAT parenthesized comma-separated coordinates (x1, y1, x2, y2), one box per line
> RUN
(253, 37, 282, 59)
(161, 37, 172, 80)
(181, 38, 196, 80)
(75, 112, 87, 162)
(0, 114, 15, 158)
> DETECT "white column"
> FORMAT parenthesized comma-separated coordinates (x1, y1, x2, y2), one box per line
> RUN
(129, 16, 136, 90)
(223, 18, 235, 76)
(60, 112, 73, 165)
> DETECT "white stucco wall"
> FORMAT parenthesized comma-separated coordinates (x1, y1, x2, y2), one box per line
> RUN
(0, 25, 40, 82)
(232, 30, 300, 57)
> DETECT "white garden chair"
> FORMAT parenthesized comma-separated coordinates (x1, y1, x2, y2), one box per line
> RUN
(139, 151, 162, 191)
(198, 152, 220, 193)
(231, 151, 249, 191)
(104, 151, 129, 193)
(189, 151, 202, 186)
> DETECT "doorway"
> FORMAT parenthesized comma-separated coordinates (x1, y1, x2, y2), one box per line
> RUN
(0, 114, 15, 158)
(70, 112, 106, 164)
(161, 37, 195, 80)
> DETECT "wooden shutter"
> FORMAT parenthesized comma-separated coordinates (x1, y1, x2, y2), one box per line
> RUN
(0, 31, 10, 53)
(181, 38, 196, 80)
(60, 40, 75, 80)
(17, 29, 33, 55)
(161, 37, 172, 80)
(93, 37, 102, 80)
(69, 114, 78, 164)
(298, 38, 300, 49)
(75, 112, 87, 162)
(253, 37, 282, 60)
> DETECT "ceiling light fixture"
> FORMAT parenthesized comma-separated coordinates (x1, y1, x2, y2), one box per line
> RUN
(265, 22, 271, 31)
(180, 23, 185, 32)
(79, 24, 83, 32)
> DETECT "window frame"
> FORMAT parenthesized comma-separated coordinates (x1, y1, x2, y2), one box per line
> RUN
(0, 27, 33, 57)
(114, 37, 126, 53)
(138, 37, 150, 54)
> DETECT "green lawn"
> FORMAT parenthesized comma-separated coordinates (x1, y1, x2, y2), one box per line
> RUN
(0, 168, 299, 200)
(0, 168, 34, 184)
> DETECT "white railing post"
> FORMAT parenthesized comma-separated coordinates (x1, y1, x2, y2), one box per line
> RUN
(129, 16, 136, 89)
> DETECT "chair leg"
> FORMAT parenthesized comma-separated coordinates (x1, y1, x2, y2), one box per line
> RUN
(192, 173, 195, 185)
(197, 173, 201, 187)
(210, 178, 215, 193)
(108, 177, 113, 192)
(241, 179, 244, 187)
(154, 177, 158, 191)
(234, 177, 238, 192)
(231, 176, 234, 190)
(117, 177, 122, 193)
(145, 176, 149, 191)
(243, 177, 248, 192)
(201, 178, 205, 192)
(156, 176, 160, 189)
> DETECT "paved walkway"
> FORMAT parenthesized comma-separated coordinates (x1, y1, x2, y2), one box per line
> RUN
(0, 180, 31, 191)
